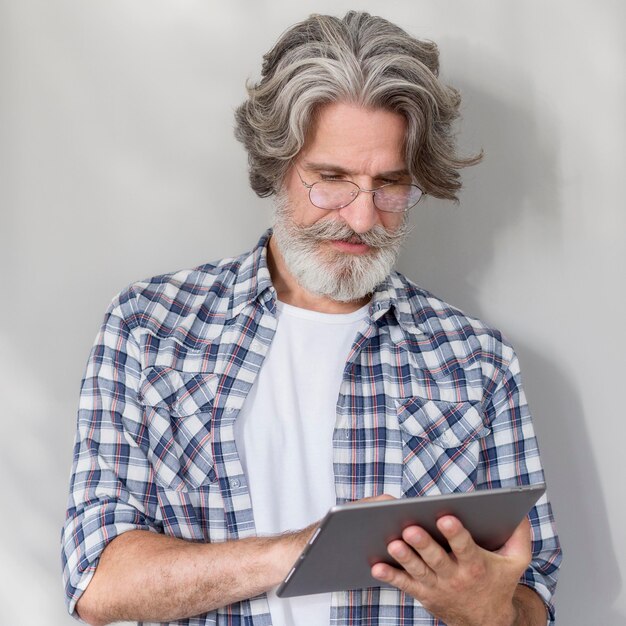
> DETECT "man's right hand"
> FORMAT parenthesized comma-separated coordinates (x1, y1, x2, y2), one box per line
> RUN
(76, 496, 395, 626)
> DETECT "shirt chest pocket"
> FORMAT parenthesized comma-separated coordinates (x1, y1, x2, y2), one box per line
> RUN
(396, 397, 491, 497)
(138, 366, 219, 491)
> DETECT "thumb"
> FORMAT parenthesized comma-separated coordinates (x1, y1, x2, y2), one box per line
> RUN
(498, 516, 532, 567)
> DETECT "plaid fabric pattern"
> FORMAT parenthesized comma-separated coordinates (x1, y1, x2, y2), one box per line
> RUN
(62, 230, 561, 625)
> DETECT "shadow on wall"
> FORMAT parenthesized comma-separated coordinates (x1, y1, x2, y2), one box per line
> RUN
(519, 346, 622, 624)
(398, 38, 562, 313)
(398, 41, 623, 622)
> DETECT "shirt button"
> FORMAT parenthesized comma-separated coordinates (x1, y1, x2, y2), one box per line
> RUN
(344, 429, 350, 439)
(251, 340, 263, 352)
(440, 433, 451, 446)
(225, 407, 236, 415)
(231, 478, 241, 488)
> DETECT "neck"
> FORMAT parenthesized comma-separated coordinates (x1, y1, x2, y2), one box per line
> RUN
(267, 235, 370, 314)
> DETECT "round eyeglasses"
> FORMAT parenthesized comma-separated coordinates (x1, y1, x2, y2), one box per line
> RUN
(296, 168, 424, 213)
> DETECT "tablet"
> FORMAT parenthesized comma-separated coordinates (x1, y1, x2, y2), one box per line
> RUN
(276, 484, 545, 598)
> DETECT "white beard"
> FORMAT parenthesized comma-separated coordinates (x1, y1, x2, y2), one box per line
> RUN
(271, 192, 410, 303)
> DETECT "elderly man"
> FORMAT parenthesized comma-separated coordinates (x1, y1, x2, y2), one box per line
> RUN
(62, 11, 561, 626)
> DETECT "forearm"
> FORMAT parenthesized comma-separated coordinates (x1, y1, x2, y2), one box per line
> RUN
(76, 527, 312, 626)
(512, 584, 549, 626)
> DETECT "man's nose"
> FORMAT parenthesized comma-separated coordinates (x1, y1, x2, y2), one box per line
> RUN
(337, 190, 379, 234)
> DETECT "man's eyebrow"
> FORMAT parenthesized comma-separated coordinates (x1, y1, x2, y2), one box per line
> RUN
(302, 162, 410, 178)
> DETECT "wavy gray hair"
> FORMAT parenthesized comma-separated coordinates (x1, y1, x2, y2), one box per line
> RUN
(234, 11, 480, 202)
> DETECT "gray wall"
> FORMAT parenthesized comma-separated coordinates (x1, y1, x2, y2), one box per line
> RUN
(1, 1, 624, 624)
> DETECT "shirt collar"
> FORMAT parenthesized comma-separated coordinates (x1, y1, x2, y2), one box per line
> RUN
(229, 230, 277, 319)
(370, 273, 426, 337)
(229, 229, 426, 337)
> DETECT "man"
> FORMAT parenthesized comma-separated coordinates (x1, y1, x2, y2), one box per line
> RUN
(62, 11, 561, 626)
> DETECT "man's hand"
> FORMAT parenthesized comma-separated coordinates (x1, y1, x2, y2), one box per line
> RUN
(370, 514, 533, 626)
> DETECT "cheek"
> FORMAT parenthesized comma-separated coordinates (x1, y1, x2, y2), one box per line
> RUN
(379, 211, 407, 232)
(294, 205, 338, 228)
(280, 186, 330, 228)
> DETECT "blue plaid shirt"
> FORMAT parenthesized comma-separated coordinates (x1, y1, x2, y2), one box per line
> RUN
(62, 230, 561, 625)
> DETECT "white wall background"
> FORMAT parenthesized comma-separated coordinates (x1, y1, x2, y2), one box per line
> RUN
(1, 1, 624, 624)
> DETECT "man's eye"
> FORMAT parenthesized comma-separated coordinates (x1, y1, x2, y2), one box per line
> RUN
(319, 174, 345, 181)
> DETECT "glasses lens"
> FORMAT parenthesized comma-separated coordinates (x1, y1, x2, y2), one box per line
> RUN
(309, 181, 358, 210)
(375, 185, 423, 212)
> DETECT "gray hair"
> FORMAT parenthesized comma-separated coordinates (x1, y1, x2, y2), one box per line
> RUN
(234, 11, 481, 201)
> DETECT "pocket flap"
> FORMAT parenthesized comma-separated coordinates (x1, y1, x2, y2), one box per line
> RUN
(397, 397, 489, 448)
(139, 366, 218, 417)
(138, 366, 218, 488)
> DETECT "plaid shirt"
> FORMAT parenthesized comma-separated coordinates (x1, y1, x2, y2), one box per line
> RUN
(62, 230, 561, 625)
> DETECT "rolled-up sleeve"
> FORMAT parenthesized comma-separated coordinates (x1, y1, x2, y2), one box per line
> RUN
(480, 350, 562, 624)
(61, 293, 159, 617)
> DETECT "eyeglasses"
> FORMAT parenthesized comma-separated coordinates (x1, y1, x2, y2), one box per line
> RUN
(296, 168, 424, 213)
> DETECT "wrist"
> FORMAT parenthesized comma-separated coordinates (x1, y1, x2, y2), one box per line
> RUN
(270, 524, 316, 585)
(506, 602, 520, 626)
(479, 601, 518, 626)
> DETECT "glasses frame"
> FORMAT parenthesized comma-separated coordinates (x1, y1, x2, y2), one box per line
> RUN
(295, 167, 425, 213)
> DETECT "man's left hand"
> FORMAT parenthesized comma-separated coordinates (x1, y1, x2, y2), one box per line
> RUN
(371, 514, 533, 626)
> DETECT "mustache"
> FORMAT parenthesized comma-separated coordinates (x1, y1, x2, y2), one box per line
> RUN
(291, 217, 410, 248)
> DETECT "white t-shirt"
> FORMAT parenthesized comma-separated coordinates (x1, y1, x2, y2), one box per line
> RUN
(234, 300, 369, 626)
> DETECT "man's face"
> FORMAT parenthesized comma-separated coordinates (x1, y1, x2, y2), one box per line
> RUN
(271, 102, 411, 303)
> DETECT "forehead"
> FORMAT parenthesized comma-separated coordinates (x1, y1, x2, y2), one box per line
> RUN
(300, 102, 407, 174)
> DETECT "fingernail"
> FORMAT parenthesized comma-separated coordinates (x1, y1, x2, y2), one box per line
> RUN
(394, 546, 407, 558)
(375, 567, 390, 580)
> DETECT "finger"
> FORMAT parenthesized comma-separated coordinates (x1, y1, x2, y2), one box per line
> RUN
(368, 494, 397, 502)
(436, 516, 479, 564)
(498, 516, 532, 566)
(401, 525, 454, 577)
(353, 493, 397, 505)
(386, 538, 435, 584)
(371, 562, 422, 596)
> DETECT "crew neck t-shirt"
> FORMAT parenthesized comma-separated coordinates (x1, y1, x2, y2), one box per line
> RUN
(234, 301, 369, 626)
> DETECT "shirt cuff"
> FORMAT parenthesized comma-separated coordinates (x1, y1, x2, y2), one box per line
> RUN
(519, 572, 556, 625)
(61, 499, 159, 618)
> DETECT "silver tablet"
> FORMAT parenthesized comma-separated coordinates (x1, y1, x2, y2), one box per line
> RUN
(276, 484, 545, 598)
